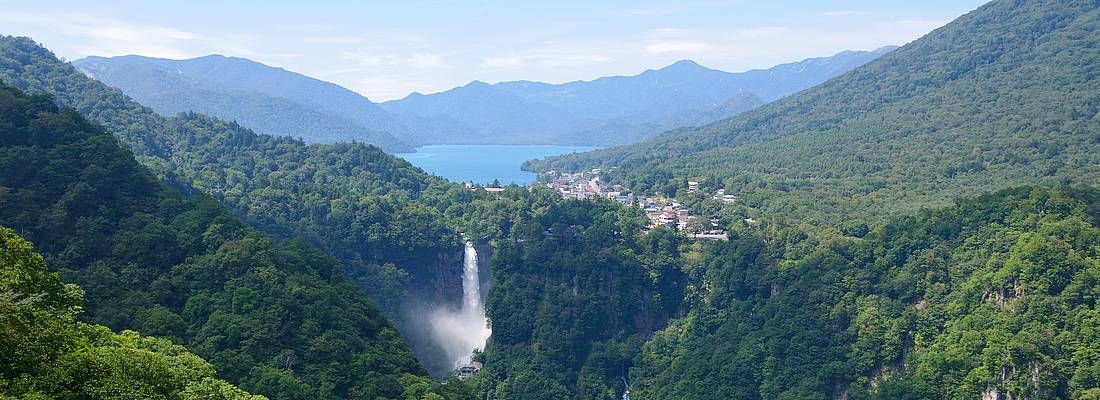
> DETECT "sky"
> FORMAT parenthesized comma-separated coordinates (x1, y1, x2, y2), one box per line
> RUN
(0, 0, 989, 101)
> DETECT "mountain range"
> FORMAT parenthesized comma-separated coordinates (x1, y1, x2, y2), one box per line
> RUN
(72, 48, 894, 150)
(4, 0, 1100, 399)
(73, 54, 416, 151)
(382, 47, 896, 146)
(530, 0, 1100, 222)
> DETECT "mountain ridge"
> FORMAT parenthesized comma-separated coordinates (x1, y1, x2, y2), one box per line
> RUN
(381, 47, 895, 146)
(528, 0, 1100, 222)
(73, 53, 415, 151)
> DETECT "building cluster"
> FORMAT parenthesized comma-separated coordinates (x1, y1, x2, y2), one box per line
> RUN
(455, 361, 483, 380)
(543, 171, 729, 240)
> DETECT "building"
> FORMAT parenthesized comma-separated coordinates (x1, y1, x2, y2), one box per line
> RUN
(455, 361, 483, 380)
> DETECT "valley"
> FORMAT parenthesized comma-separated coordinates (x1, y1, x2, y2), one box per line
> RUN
(1, 1, 1099, 400)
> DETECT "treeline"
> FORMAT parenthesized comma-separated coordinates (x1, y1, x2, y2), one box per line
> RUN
(630, 186, 1100, 399)
(1, 226, 264, 399)
(463, 186, 1100, 399)
(0, 35, 495, 372)
(0, 85, 471, 399)
(528, 0, 1100, 225)
(416, 188, 685, 399)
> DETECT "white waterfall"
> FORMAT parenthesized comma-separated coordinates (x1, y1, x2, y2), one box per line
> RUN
(462, 241, 483, 314)
(428, 241, 492, 368)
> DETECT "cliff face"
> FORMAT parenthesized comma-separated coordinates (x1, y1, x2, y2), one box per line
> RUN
(411, 240, 494, 310)
(476, 241, 495, 305)
(391, 240, 496, 378)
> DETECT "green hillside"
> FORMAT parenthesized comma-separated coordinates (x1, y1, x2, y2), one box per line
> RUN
(0, 84, 469, 399)
(2, 1, 1099, 399)
(529, 0, 1100, 223)
(0, 226, 264, 399)
(0, 36, 488, 372)
(628, 186, 1100, 399)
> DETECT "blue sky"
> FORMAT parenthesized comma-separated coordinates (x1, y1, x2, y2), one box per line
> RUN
(1, 0, 988, 101)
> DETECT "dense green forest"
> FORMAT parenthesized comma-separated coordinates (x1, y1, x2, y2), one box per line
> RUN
(2, 0, 1100, 398)
(529, 0, 1100, 224)
(0, 35, 495, 373)
(460, 193, 685, 399)
(459, 185, 1100, 399)
(630, 186, 1100, 399)
(1, 226, 264, 399)
(0, 85, 470, 399)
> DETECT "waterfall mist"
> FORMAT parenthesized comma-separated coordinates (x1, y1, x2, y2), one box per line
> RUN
(428, 241, 491, 368)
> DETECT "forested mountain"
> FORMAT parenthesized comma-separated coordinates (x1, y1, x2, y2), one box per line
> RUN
(73, 54, 413, 151)
(530, 0, 1100, 223)
(454, 192, 688, 399)
(382, 48, 893, 146)
(0, 85, 469, 399)
(460, 185, 1100, 400)
(0, 35, 480, 374)
(1, 226, 265, 399)
(3, 1, 1099, 399)
(631, 186, 1100, 399)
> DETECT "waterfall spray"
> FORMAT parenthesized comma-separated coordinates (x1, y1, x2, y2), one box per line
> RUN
(428, 241, 492, 368)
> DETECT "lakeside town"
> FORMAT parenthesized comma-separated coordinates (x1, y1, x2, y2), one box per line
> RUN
(542, 170, 733, 240)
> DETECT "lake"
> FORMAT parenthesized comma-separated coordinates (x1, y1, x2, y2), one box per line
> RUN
(396, 144, 599, 185)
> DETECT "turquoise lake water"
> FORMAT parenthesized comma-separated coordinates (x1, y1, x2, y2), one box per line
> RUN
(396, 144, 599, 185)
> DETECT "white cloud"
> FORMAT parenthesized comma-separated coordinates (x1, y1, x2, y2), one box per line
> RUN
(340, 50, 448, 69)
(818, 11, 864, 17)
(0, 12, 201, 59)
(645, 41, 707, 54)
(651, 27, 691, 38)
(481, 45, 611, 69)
(482, 56, 525, 68)
(611, 6, 680, 17)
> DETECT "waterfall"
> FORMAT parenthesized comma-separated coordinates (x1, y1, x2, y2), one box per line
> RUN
(462, 241, 482, 313)
(428, 241, 492, 368)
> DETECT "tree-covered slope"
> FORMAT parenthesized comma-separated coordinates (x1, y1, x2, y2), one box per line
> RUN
(382, 48, 892, 146)
(449, 191, 687, 400)
(0, 226, 264, 400)
(629, 186, 1100, 399)
(0, 84, 469, 400)
(530, 0, 1100, 222)
(74, 55, 413, 151)
(0, 36, 489, 372)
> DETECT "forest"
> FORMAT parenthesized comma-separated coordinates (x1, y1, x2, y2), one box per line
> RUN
(0, 85, 470, 399)
(0, 225, 264, 399)
(528, 0, 1100, 225)
(1, 0, 1100, 399)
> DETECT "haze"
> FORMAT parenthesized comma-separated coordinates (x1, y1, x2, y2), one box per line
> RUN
(1, 0, 986, 100)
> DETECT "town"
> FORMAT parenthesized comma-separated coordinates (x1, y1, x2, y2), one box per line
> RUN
(542, 170, 731, 240)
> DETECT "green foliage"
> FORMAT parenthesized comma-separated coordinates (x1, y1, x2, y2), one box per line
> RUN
(629, 187, 1100, 399)
(466, 195, 686, 399)
(0, 85, 467, 399)
(0, 225, 264, 399)
(531, 0, 1100, 225)
(0, 34, 466, 313)
(0, 2, 1097, 399)
(0, 33, 500, 375)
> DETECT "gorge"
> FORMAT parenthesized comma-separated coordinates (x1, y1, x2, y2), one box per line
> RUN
(428, 242, 492, 369)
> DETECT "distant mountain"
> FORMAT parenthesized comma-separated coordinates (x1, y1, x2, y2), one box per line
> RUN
(530, 0, 1100, 223)
(73, 54, 414, 151)
(382, 48, 895, 146)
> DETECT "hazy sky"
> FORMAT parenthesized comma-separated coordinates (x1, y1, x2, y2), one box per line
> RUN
(1, 0, 988, 101)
